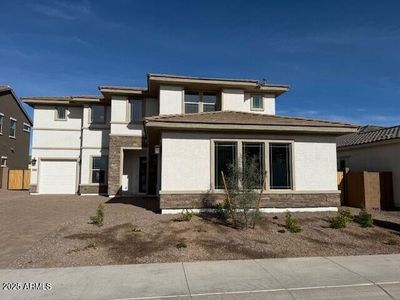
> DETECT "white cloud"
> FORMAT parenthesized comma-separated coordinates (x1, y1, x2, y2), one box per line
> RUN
(31, 0, 91, 20)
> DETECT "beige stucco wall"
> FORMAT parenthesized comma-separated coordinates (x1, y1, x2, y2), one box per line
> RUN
(338, 142, 400, 207)
(222, 89, 275, 115)
(159, 85, 183, 115)
(160, 131, 338, 193)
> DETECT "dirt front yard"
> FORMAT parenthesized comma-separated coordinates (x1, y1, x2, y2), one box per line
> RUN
(1, 190, 400, 269)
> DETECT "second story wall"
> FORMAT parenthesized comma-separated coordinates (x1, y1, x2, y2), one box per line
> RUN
(159, 85, 183, 115)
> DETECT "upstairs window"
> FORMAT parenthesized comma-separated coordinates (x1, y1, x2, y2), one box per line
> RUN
(131, 99, 143, 123)
(184, 91, 200, 113)
(184, 91, 217, 113)
(0, 113, 3, 134)
(23, 123, 31, 133)
(9, 118, 16, 138)
(91, 105, 106, 124)
(55, 107, 67, 120)
(1, 156, 7, 167)
(91, 157, 107, 184)
(251, 94, 263, 110)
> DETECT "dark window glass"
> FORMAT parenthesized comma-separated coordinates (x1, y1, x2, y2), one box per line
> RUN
(131, 99, 143, 122)
(92, 157, 107, 184)
(0, 114, 3, 133)
(243, 143, 264, 188)
(270, 144, 291, 189)
(215, 142, 237, 189)
(56, 107, 66, 120)
(9, 119, 16, 137)
(184, 91, 200, 113)
(252, 95, 263, 109)
(203, 92, 217, 111)
(91, 105, 106, 123)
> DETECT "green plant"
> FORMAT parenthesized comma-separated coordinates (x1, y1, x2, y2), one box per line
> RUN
(90, 204, 104, 227)
(215, 203, 228, 220)
(386, 239, 398, 246)
(176, 242, 187, 249)
(356, 209, 373, 228)
(285, 212, 302, 233)
(131, 227, 141, 232)
(173, 209, 193, 222)
(338, 208, 353, 220)
(85, 241, 97, 250)
(329, 213, 348, 229)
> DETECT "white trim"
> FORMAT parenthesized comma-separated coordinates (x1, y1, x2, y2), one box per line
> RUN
(80, 193, 107, 196)
(158, 190, 341, 195)
(23, 122, 31, 132)
(161, 207, 338, 214)
(0, 112, 3, 135)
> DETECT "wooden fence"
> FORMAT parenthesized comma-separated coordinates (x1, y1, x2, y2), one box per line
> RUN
(8, 170, 30, 190)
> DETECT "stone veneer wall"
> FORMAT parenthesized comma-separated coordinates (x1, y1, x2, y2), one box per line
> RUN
(108, 135, 144, 196)
(79, 184, 108, 195)
(159, 192, 341, 209)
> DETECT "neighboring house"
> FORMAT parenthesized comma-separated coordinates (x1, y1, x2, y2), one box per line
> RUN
(0, 85, 33, 189)
(337, 125, 400, 208)
(24, 73, 357, 213)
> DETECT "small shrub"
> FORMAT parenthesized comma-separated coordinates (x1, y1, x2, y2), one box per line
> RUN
(386, 239, 398, 246)
(285, 212, 302, 233)
(329, 213, 347, 229)
(215, 203, 228, 220)
(338, 208, 353, 220)
(90, 204, 104, 227)
(85, 241, 97, 250)
(131, 227, 141, 233)
(173, 209, 193, 222)
(176, 242, 187, 249)
(356, 209, 373, 228)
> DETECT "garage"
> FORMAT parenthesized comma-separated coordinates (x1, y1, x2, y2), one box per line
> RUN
(38, 160, 77, 194)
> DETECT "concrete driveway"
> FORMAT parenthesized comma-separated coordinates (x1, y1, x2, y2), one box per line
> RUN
(1, 254, 400, 299)
(0, 190, 107, 268)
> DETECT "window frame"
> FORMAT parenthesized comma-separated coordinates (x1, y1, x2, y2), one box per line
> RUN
(214, 141, 238, 190)
(130, 99, 144, 123)
(1, 156, 7, 167)
(269, 143, 293, 190)
(55, 106, 67, 121)
(184, 90, 218, 114)
(23, 123, 31, 133)
(250, 94, 264, 111)
(0, 112, 3, 135)
(90, 156, 108, 184)
(211, 139, 294, 191)
(9, 117, 17, 138)
(90, 105, 106, 124)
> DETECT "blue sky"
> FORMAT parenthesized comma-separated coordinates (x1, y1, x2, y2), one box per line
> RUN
(0, 0, 399, 126)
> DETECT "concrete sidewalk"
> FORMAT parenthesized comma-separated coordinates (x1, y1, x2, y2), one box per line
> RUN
(1, 254, 400, 300)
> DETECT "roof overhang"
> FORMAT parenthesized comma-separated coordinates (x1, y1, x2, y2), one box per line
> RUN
(145, 121, 358, 135)
(23, 96, 105, 106)
(98, 86, 148, 96)
(147, 73, 289, 97)
(1, 86, 33, 125)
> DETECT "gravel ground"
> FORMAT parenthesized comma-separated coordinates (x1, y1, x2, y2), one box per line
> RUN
(9, 199, 400, 269)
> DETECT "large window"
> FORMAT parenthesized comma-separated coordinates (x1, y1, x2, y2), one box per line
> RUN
(9, 118, 16, 138)
(131, 99, 143, 122)
(214, 142, 237, 189)
(269, 143, 292, 189)
(184, 91, 217, 113)
(0, 113, 3, 134)
(251, 94, 263, 110)
(55, 107, 67, 120)
(91, 105, 106, 124)
(243, 143, 264, 188)
(91, 157, 107, 184)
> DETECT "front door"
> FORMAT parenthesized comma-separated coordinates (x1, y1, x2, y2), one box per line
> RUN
(139, 157, 147, 193)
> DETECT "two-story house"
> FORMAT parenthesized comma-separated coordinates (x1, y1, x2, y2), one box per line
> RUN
(0, 85, 32, 189)
(24, 73, 357, 213)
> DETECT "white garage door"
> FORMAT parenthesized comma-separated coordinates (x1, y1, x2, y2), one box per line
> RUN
(39, 160, 77, 194)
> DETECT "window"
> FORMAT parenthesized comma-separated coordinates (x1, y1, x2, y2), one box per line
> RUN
(91, 105, 105, 124)
(214, 142, 237, 189)
(131, 99, 143, 122)
(184, 91, 217, 113)
(251, 94, 263, 110)
(9, 118, 16, 138)
(269, 143, 292, 189)
(91, 157, 107, 184)
(0, 113, 3, 134)
(56, 107, 67, 120)
(1, 156, 7, 167)
(202, 92, 217, 112)
(243, 143, 264, 188)
(184, 91, 200, 113)
(23, 123, 30, 133)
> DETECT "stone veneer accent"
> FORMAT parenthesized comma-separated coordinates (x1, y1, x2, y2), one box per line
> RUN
(29, 185, 37, 193)
(108, 135, 144, 196)
(79, 184, 108, 195)
(159, 192, 341, 209)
